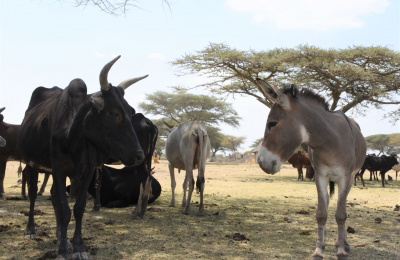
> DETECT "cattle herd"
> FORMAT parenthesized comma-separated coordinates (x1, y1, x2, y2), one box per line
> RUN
(0, 58, 398, 259)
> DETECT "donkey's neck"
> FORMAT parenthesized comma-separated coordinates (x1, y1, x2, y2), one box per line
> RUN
(299, 103, 346, 151)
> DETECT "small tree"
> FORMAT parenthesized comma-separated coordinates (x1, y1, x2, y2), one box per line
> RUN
(365, 133, 400, 155)
(223, 135, 246, 156)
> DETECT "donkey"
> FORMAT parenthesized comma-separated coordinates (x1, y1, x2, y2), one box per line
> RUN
(256, 79, 366, 259)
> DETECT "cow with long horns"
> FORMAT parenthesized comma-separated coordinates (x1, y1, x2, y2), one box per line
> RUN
(17, 56, 146, 260)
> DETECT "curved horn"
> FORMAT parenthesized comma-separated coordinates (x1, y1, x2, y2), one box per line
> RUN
(118, 75, 149, 90)
(0, 107, 5, 113)
(99, 55, 121, 91)
(163, 119, 174, 129)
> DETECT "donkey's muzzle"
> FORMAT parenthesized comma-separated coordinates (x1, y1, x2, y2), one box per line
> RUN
(257, 147, 281, 174)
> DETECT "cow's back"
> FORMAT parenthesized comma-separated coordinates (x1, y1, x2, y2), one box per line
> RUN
(166, 121, 210, 170)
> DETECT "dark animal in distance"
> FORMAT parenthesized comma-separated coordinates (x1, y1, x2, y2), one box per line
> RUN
(0, 109, 51, 199)
(165, 121, 211, 216)
(17, 56, 146, 260)
(92, 113, 160, 218)
(354, 154, 399, 187)
(256, 79, 366, 259)
(287, 151, 314, 181)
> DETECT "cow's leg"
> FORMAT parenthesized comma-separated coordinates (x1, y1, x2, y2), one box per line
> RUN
(24, 166, 38, 239)
(335, 174, 353, 258)
(38, 173, 50, 196)
(137, 176, 152, 218)
(92, 168, 102, 212)
(168, 163, 176, 207)
(181, 173, 188, 208)
(197, 166, 206, 216)
(0, 159, 6, 197)
(300, 167, 304, 181)
(51, 165, 71, 260)
(360, 171, 365, 187)
(312, 174, 329, 259)
(183, 167, 194, 215)
(21, 167, 28, 199)
(297, 168, 301, 181)
(369, 171, 373, 181)
(71, 166, 94, 260)
(381, 171, 386, 187)
(132, 182, 144, 217)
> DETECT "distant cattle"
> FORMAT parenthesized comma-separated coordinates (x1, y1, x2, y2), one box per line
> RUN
(392, 158, 400, 181)
(287, 151, 314, 181)
(165, 121, 211, 216)
(354, 154, 399, 187)
(17, 56, 146, 259)
(0, 107, 22, 198)
(92, 113, 159, 218)
(1, 108, 52, 199)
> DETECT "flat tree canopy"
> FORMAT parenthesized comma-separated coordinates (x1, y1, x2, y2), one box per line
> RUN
(63, 0, 170, 15)
(172, 43, 400, 122)
(139, 91, 242, 158)
(365, 133, 400, 155)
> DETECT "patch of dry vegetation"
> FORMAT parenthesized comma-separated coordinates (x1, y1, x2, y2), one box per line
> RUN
(0, 161, 399, 259)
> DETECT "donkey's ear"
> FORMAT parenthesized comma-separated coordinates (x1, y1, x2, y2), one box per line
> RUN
(256, 78, 290, 109)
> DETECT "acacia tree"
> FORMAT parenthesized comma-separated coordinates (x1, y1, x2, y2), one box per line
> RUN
(139, 91, 240, 127)
(63, 0, 170, 15)
(139, 91, 241, 157)
(365, 133, 400, 155)
(172, 43, 400, 122)
(223, 135, 246, 155)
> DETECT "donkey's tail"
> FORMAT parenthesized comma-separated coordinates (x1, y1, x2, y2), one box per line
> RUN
(329, 181, 335, 198)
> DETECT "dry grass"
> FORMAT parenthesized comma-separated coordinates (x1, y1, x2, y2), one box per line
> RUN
(0, 160, 399, 260)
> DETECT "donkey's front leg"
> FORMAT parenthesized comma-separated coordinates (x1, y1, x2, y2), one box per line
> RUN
(312, 177, 330, 259)
(335, 177, 352, 258)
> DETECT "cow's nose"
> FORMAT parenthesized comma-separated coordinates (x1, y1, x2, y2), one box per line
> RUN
(135, 150, 145, 164)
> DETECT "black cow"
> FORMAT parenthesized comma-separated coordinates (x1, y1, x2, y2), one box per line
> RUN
(354, 154, 399, 187)
(88, 164, 161, 208)
(17, 56, 146, 260)
(0, 107, 22, 198)
(92, 113, 159, 218)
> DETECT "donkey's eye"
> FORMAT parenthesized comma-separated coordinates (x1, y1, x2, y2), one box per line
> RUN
(268, 121, 278, 131)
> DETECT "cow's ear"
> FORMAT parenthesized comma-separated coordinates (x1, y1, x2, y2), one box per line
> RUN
(91, 95, 104, 113)
(256, 78, 290, 109)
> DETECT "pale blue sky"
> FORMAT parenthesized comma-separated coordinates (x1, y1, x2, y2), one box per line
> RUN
(1, 0, 399, 152)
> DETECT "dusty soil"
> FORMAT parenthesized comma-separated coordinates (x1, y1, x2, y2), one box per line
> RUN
(0, 160, 399, 260)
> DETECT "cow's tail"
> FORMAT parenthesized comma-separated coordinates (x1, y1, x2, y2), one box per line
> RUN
(329, 181, 335, 198)
(195, 128, 206, 192)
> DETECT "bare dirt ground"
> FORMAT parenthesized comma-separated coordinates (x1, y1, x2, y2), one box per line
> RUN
(0, 160, 399, 260)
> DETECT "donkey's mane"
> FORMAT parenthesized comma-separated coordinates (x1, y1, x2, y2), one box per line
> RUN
(281, 84, 330, 111)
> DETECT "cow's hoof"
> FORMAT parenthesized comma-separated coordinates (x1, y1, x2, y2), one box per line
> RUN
(91, 206, 100, 212)
(24, 233, 36, 239)
(196, 211, 205, 216)
(72, 251, 89, 260)
(56, 255, 68, 260)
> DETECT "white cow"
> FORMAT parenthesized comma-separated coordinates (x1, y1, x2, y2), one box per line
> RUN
(165, 121, 211, 215)
(393, 158, 400, 181)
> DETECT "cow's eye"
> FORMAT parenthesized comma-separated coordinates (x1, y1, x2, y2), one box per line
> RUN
(268, 121, 278, 131)
(110, 111, 121, 120)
